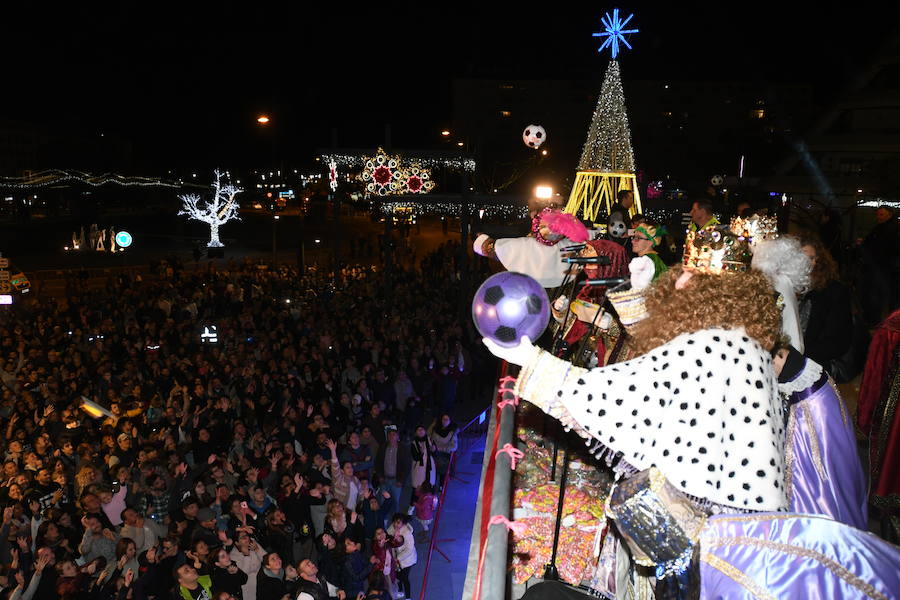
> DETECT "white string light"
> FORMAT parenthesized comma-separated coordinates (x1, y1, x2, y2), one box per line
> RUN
(321, 152, 476, 173)
(0, 169, 182, 189)
(578, 60, 636, 173)
(379, 200, 528, 219)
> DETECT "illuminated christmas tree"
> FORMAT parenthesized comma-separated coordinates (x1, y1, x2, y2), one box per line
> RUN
(578, 60, 635, 174)
(565, 9, 642, 223)
(178, 170, 242, 247)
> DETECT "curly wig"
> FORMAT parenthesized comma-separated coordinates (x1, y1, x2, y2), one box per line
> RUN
(750, 236, 812, 296)
(630, 265, 781, 355)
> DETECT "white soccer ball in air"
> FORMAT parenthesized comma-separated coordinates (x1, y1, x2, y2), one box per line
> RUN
(522, 125, 547, 149)
(710, 174, 724, 186)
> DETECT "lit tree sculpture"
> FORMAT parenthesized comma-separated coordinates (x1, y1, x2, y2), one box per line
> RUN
(178, 170, 242, 247)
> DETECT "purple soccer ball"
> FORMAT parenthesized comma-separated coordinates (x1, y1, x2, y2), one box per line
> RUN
(472, 271, 550, 348)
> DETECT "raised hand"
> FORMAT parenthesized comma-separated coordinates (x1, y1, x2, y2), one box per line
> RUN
(36, 552, 52, 572)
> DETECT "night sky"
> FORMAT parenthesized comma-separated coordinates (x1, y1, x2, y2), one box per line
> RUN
(1, 2, 894, 171)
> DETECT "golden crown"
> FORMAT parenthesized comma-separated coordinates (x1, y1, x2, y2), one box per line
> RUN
(729, 214, 779, 245)
(682, 226, 753, 274)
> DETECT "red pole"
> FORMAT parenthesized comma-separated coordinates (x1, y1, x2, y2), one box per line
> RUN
(418, 448, 457, 600)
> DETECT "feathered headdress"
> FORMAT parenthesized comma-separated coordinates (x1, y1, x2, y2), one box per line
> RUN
(534, 208, 590, 243)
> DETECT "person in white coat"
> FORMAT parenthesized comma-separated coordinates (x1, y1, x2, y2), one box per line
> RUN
(387, 514, 416, 600)
(229, 531, 267, 600)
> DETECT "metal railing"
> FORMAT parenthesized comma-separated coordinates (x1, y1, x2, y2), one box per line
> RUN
(461, 363, 519, 600)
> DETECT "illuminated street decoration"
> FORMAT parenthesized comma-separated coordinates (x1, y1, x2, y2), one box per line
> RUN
(0, 169, 181, 189)
(398, 162, 435, 194)
(115, 231, 133, 248)
(178, 170, 242, 247)
(361, 147, 403, 196)
(380, 200, 527, 219)
(328, 160, 338, 192)
(592, 8, 638, 59)
(322, 152, 475, 173)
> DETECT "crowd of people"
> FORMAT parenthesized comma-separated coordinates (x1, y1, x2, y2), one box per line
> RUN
(0, 242, 496, 600)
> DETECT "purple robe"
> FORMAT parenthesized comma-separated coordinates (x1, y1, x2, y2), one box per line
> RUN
(701, 513, 900, 599)
(781, 359, 868, 529)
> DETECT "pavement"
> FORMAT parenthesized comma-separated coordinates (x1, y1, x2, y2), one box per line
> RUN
(407, 425, 487, 600)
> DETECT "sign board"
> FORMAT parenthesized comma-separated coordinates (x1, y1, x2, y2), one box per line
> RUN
(0, 258, 7, 268)
(0, 283, 10, 293)
(0, 295, 12, 305)
(0, 271, 8, 280)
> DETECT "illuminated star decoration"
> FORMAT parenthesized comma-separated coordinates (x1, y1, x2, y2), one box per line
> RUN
(399, 162, 435, 194)
(592, 8, 638, 59)
(361, 147, 403, 196)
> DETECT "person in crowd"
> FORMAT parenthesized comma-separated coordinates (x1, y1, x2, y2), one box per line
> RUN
(375, 429, 410, 514)
(628, 222, 668, 282)
(0, 248, 485, 600)
(339, 535, 372, 600)
(798, 234, 853, 368)
(688, 199, 718, 231)
(326, 440, 360, 512)
(428, 414, 458, 489)
(859, 205, 899, 324)
(412, 483, 437, 544)
(210, 546, 248, 600)
(255, 552, 297, 600)
(409, 427, 436, 498)
(386, 514, 416, 600)
(229, 530, 266, 600)
(175, 562, 213, 600)
(296, 557, 345, 600)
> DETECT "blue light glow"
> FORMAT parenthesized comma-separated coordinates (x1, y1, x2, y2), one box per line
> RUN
(592, 8, 639, 59)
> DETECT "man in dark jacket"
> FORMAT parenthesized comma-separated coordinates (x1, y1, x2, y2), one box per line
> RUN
(375, 428, 411, 513)
(296, 558, 344, 600)
(861, 206, 899, 322)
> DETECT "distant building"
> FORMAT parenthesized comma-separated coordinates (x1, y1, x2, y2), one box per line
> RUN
(450, 76, 815, 196)
(769, 31, 900, 212)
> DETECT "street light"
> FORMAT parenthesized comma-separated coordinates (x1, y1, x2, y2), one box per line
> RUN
(257, 115, 270, 124)
(441, 130, 451, 136)
(535, 185, 553, 199)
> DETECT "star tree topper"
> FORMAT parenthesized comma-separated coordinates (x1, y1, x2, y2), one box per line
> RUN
(592, 8, 638, 59)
